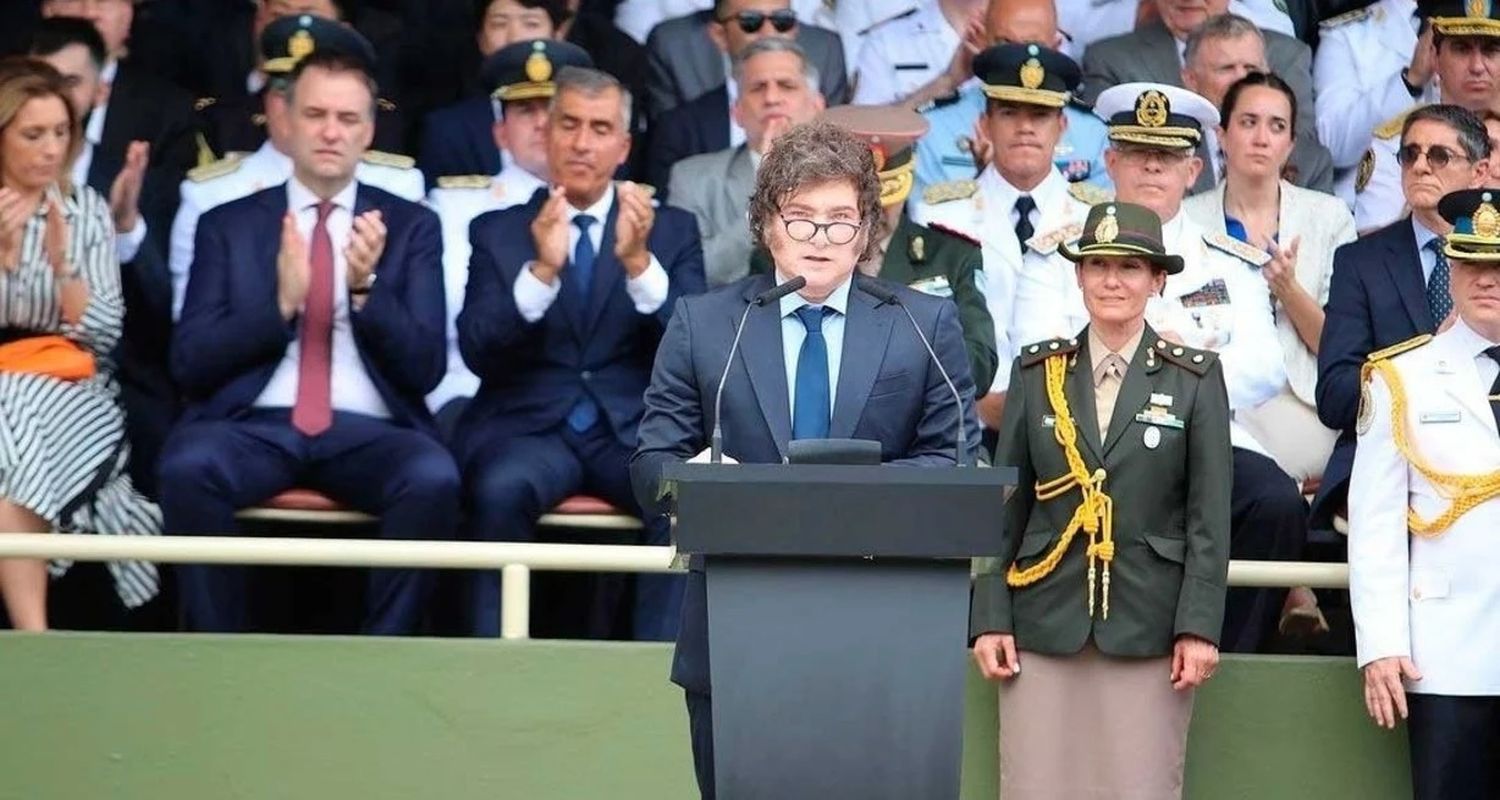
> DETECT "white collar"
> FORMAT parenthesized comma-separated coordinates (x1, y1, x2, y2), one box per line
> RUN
(287, 174, 358, 213)
(982, 166, 1068, 215)
(1446, 314, 1500, 359)
(779, 274, 853, 317)
(567, 184, 615, 225)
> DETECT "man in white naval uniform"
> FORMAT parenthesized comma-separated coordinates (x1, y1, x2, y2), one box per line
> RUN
(1014, 82, 1309, 653)
(169, 16, 423, 319)
(424, 39, 593, 428)
(911, 42, 1105, 432)
(1351, 186, 1500, 800)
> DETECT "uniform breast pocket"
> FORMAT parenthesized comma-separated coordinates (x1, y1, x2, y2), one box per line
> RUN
(1410, 568, 1450, 602)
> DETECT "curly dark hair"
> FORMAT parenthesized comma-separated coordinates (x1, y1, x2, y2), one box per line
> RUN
(747, 119, 885, 264)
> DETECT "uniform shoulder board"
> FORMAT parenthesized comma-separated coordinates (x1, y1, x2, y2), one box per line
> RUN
(859, 6, 919, 35)
(1019, 337, 1080, 367)
(1152, 339, 1218, 376)
(1203, 231, 1272, 267)
(1319, 6, 1371, 28)
(436, 174, 492, 190)
(362, 150, 416, 169)
(1374, 106, 1421, 140)
(922, 179, 978, 205)
(927, 222, 979, 247)
(1027, 222, 1084, 256)
(1067, 182, 1113, 206)
(193, 96, 217, 111)
(377, 97, 398, 112)
(186, 153, 245, 182)
(1367, 334, 1433, 362)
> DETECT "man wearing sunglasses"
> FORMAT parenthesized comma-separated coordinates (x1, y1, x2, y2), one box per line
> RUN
(1356, 0, 1500, 232)
(1315, 104, 1491, 542)
(641, 0, 849, 122)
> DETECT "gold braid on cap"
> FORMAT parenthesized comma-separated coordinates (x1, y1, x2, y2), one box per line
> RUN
(1362, 359, 1500, 535)
(1107, 127, 1202, 148)
(1006, 354, 1116, 619)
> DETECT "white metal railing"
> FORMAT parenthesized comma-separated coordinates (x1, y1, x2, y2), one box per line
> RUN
(0, 534, 1349, 639)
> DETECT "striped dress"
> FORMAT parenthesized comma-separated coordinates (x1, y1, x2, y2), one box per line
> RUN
(0, 184, 159, 608)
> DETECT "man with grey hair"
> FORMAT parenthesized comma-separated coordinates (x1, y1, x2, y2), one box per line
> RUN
(456, 65, 707, 640)
(1180, 14, 1333, 193)
(669, 38, 826, 287)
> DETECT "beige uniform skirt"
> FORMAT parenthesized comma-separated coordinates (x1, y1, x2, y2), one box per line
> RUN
(997, 644, 1195, 800)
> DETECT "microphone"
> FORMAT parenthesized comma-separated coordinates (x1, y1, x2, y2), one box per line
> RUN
(860, 282, 970, 467)
(711, 276, 808, 463)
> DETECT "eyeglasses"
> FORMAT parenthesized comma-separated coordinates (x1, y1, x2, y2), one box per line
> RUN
(1397, 144, 1472, 170)
(781, 216, 861, 245)
(721, 9, 798, 34)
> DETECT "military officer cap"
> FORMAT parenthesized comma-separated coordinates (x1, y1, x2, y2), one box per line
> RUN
(482, 39, 595, 103)
(820, 104, 931, 207)
(1424, 0, 1500, 37)
(1439, 188, 1500, 260)
(1094, 82, 1219, 151)
(972, 42, 1081, 109)
(1059, 202, 1185, 274)
(261, 14, 377, 75)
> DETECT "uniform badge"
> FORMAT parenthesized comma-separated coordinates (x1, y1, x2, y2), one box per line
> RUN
(1150, 392, 1173, 407)
(909, 234, 926, 263)
(1019, 56, 1044, 91)
(1419, 411, 1462, 424)
(1136, 90, 1170, 128)
(1356, 382, 1374, 435)
(526, 41, 553, 83)
(1143, 426, 1162, 449)
(288, 29, 315, 63)
(1095, 205, 1119, 243)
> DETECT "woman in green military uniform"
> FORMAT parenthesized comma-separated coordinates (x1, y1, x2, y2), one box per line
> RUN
(970, 202, 1232, 799)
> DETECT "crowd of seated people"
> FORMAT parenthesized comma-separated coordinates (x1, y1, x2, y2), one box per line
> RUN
(0, 0, 1485, 654)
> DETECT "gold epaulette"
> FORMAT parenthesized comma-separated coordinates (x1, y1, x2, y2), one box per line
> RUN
(1067, 182, 1113, 206)
(193, 96, 217, 111)
(187, 153, 245, 182)
(1027, 222, 1083, 256)
(1019, 337, 1080, 367)
(1374, 106, 1422, 140)
(436, 174, 492, 190)
(1319, 6, 1372, 28)
(1368, 333, 1433, 362)
(1152, 337, 1217, 376)
(362, 150, 416, 169)
(378, 97, 398, 112)
(922, 179, 978, 205)
(1204, 231, 1272, 267)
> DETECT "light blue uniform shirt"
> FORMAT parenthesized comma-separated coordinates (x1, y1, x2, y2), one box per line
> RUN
(1413, 216, 1440, 284)
(779, 277, 850, 421)
(914, 86, 1111, 195)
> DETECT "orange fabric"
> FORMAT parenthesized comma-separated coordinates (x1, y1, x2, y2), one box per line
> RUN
(0, 335, 95, 381)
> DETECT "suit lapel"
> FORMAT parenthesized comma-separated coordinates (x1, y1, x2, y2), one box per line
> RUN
(1102, 333, 1158, 458)
(830, 282, 894, 438)
(1064, 333, 1104, 463)
(736, 279, 792, 457)
(1385, 219, 1433, 333)
(1141, 22, 1186, 81)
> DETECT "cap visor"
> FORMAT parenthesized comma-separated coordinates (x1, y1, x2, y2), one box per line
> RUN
(1058, 242, 1184, 274)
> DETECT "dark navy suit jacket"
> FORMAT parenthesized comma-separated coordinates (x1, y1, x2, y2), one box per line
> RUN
(1314, 218, 1431, 526)
(644, 87, 729, 199)
(454, 187, 707, 462)
(630, 273, 982, 693)
(416, 95, 500, 190)
(172, 183, 447, 437)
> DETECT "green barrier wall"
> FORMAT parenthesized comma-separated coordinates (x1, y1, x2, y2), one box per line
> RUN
(0, 634, 1410, 799)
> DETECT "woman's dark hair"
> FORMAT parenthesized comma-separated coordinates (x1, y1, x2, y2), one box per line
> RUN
(1219, 70, 1297, 140)
(474, 0, 569, 29)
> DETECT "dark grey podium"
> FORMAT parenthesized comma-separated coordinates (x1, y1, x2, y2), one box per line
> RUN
(662, 463, 1014, 800)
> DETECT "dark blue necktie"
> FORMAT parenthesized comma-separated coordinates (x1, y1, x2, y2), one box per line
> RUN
(567, 215, 600, 432)
(792, 306, 831, 440)
(1485, 346, 1500, 433)
(1426, 240, 1453, 329)
(1014, 195, 1036, 250)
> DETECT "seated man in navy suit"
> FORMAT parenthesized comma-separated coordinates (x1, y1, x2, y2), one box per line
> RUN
(1314, 104, 1491, 530)
(630, 118, 980, 799)
(456, 66, 706, 639)
(158, 51, 460, 635)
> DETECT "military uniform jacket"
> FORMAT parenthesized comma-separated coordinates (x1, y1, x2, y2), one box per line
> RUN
(971, 326, 1233, 656)
(1350, 324, 1500, 695)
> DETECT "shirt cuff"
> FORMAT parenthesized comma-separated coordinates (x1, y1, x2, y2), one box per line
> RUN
(116, 217, 147, 265)
(625, 254, 669, 314)
(514, 261, 562, 323)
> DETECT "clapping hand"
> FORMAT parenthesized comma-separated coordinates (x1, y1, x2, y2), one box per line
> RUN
(109, 140, 149, 234)
(0, 187, 28, 272)
(614, 181, 655, 277)
(345, 209, 386, 291)
(45, 198, 88, 324)
(277, 212, 310, 320)
(1263, 236, 1302, 299)
(530, 185, 572, 284)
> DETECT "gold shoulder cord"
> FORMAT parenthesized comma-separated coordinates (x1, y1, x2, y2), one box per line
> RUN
(1005, 354, 1116, 618)
(1364, 359, 1500, 535)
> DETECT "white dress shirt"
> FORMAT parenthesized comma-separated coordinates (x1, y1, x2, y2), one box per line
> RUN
(253, 177, 391, 420)
(779, 275, 850, 415)
(513, 185, 671, 322)
(1413, 216, 1441, 284)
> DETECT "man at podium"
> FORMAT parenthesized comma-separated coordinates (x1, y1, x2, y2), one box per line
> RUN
(632, 117, 980, 798)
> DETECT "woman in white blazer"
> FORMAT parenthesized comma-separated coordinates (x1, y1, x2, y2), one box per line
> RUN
(1186, 72, 1356, 485)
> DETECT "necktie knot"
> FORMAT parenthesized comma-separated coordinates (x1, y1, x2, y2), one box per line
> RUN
(574, 214, 597, 235)
(1015, 195, 1036, 217)
(314, 200, 335, 222)
(1014, 195, 1037, 249)
(1485, 345, 1500, 366)
(795, 305, 828, 333)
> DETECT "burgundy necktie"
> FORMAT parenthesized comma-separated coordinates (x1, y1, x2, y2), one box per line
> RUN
(292, 200, 335, 436)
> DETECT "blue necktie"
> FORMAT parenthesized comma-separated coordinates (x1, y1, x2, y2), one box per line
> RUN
(567, 215, 600, 432)
(1485, 346, 1500, 433)
(1426, 240, 1453, 329)
(792, 306, 831, 440)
